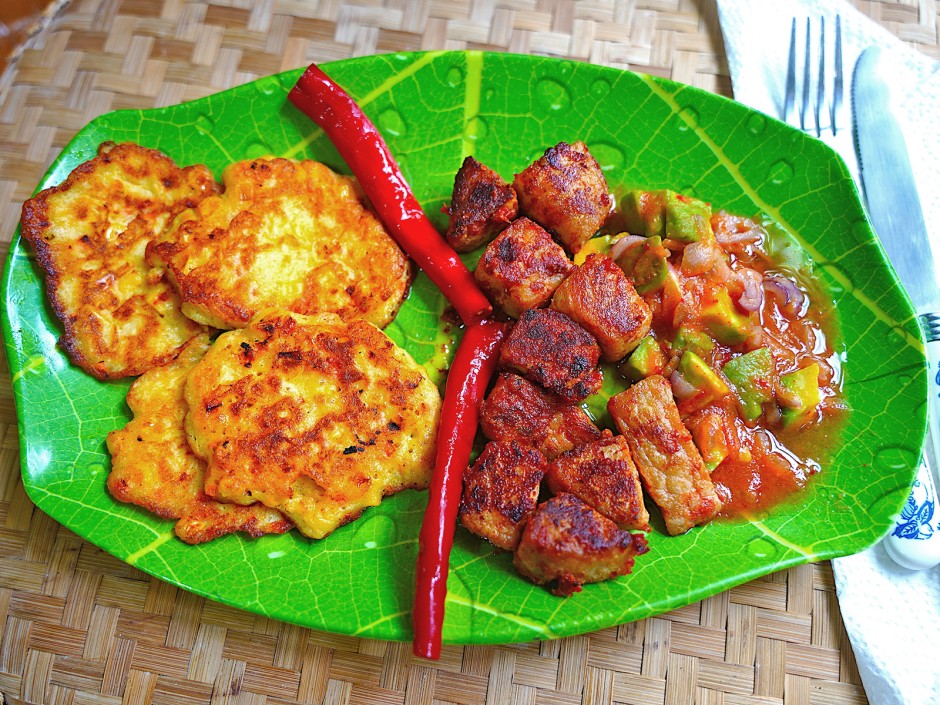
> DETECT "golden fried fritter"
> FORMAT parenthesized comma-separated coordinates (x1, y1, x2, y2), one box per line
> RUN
(106, 334, 292, 544)
(480, 373, 604, 459)
(148, 157, 411, 330)
(608, 375, 722, 535)
(184, 309, 441, 539)
(513, 141, 611, 255)
(444, 156, 518, 252)
(19, 142, 216, 379)
(459, 440, 546, 551)
(474, 217, 574, 319)
(514, 493, 648, 596)
(551, 253, 652, 362)
(546, 435, 650, 531)
(499, 308, 603, 403)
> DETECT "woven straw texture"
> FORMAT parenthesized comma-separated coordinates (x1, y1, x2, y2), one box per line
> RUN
(1, 1, 937, 704)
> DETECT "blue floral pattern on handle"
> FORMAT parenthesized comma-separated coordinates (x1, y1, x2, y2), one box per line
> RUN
(892, 478, 937, 541)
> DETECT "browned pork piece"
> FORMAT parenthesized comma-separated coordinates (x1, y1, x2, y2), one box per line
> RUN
(546, 435, 650, 531)
(513, 141, 611, 255)
(514, 493, 649, 596)
(444, 156, 518, 252)
(459, 440, 546, 550)
(499, 308, 603, 403)
(551, 253, 652, 362)
(480, 373, 605, 459)
(474, 217, 574, 318)
(607, 375, 722, 535)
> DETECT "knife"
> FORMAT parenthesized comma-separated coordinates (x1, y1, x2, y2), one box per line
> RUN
(854, 46, 940, 571)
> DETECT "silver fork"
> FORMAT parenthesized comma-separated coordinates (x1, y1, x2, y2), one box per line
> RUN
(783, 16, 843, 137)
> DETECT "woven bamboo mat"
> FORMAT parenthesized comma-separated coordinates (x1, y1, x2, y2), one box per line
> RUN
(1, 1, 937, 703)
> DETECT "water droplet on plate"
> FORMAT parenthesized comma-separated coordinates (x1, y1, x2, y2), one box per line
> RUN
(591, 78, 611, 98)
(463, 115, 489, 143)
(243, 141, 273, 159)
(747, 113, 766, 135)
(674, 106, 699, 132)
(255, 77, 278, 96)
(874, 445, 917, 473)
(745, 536, 779, 559)
(446, 66, 464, 87)
(590, 142, 625, 174)
(195, 114, 215, 135)
(378, 108, 407, 138)
(768, 158, 794, 185)
(535, 78, 571, 113)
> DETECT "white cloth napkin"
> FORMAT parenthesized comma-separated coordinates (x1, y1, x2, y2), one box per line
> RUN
(715, 2, 940, 704)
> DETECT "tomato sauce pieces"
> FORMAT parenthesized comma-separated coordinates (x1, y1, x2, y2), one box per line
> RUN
(609, 198, 846, 518)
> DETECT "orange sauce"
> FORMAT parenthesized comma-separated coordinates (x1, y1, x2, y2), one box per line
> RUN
(615, 209, 848, 518)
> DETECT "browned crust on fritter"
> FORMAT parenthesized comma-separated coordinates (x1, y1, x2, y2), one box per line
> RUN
(499, 308, 603, 403)
(148, 157, 411, 330)
(474, 216, 574, 319)
(444, 156, 518, 252)
(459, 440, 546, 551)
(513, 493, 648, 596)
(480, 373, 604, 459)
(546, 435, 650, 531)
(512, 141, 611, 255)
(20, 142, 216, 379)
(184, 309, 441, 539)
(551, 253, 652, 362)
(607, 375, 722, 535)
(105, 334, 292, 544)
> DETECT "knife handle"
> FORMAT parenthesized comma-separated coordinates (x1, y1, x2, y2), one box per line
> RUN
(881, 315, 940, 571)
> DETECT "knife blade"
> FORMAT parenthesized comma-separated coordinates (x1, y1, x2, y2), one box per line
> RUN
(854, 48, 940, 312)
(853, 45, 940, 570)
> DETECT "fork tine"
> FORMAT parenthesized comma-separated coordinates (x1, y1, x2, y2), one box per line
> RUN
(784, 18, 797, 124)
(831, 15, 843, 135)
(784, 16, 841, 137)
(801, 18, 811, 131)
(815, 16, 825, 137)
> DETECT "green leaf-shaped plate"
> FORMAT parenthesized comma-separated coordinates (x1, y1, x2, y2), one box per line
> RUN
(1, 52, 927, 645)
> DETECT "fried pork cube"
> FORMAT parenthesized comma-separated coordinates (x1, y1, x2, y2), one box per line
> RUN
(480, 373, 605, 459)
(474, 217, 574, 318)
(444, 156, 518, 252)
(499, 308, 603, 403)
(459, 440, 547, 550)
(514, 493, 649, 596)
(546, 435, 650, 531)
(607, 375, 722, 535)
(513, 141, 611, 255)
(551, 254, 652, 362)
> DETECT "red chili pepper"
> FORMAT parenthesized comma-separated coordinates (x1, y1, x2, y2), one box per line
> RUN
(287, 63, 493, 328)
(412, 318, 509, 659)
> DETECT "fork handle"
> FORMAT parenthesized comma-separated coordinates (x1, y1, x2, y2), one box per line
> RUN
(882, 319, 940, 571)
